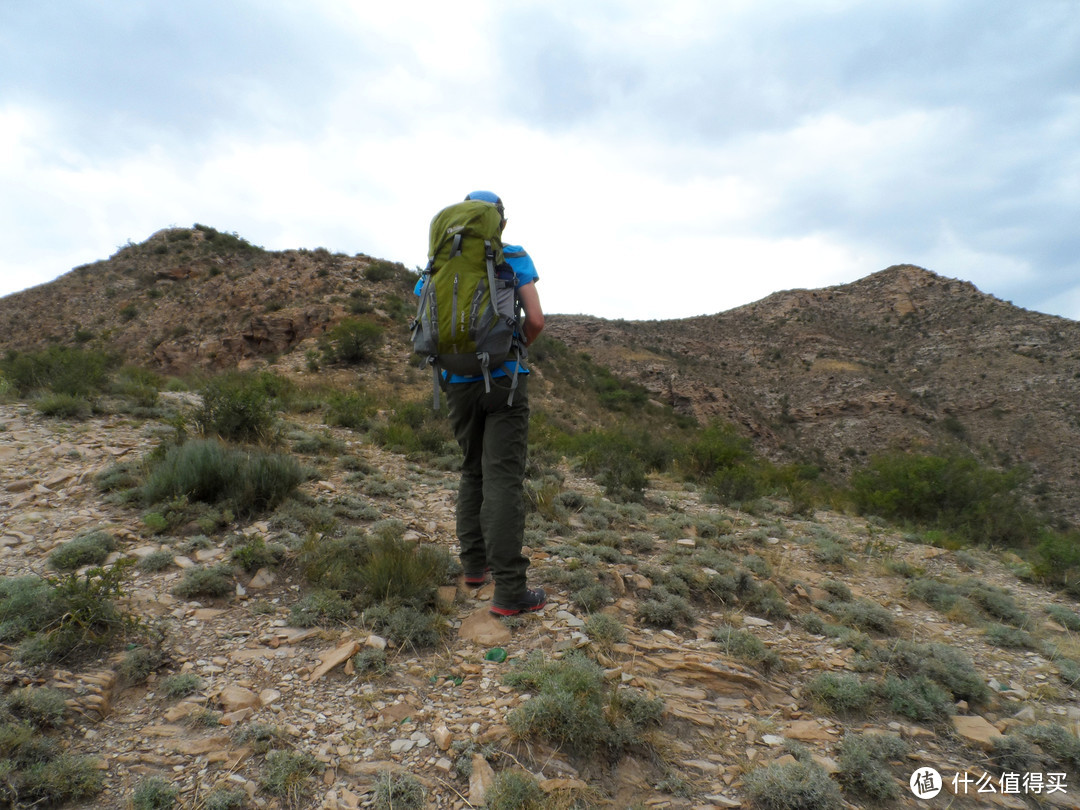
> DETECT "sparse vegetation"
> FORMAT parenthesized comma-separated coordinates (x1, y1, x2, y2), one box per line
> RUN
(504, 652, 663, 757)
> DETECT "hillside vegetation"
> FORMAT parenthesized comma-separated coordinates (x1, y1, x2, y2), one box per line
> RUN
(0, 227, 1078, 808)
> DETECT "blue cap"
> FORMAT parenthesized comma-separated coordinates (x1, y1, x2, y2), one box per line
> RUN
(465, 190, 504, 217)
(465, 190, 501, 205)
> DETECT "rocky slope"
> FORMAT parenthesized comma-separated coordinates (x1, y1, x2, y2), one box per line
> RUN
(2, 231, 1077, 523)
(543, 265, 1080, 522)
(2, 396, 1080, 809)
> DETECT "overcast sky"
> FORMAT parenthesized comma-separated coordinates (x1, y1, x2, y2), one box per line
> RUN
(2, 1, 1078, 321)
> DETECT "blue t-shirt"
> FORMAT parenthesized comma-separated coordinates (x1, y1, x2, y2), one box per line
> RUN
(414, 243, 538, 382)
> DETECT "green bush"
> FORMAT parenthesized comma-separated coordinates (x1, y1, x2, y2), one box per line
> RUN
(851, 450, 1037, 546)
(109, 365, 162, 408)
(141, 439, 303, 516)
(34, 392, 93, 419)
(989, 733, 1039, 775)
(230, 536, 286, 573)
(370, 400, 454, 457)
(356, 534, 451, 608)
(1020, 724, 1080, 773)
(0, 751, 104, 807)
(325, 390, 378, 430)
(195, 373, 279, 443)
(203, 784, 247, 810)
(120, 643, 166, 685)
(320, 317, 384, 365)
(743, 760, 842, 810)
(0, 345, 114, 397)
(635, 589, 696, 629)
(1046, 603, 1080, 631)
(881, 640, 989, 705)
(504, 652, 662, 758)
(0, 563, 135, 666)
(571, 430, 649, 503)
(819, 598, 896, 636)
(48, 530, 117, 571)
(1033, 529, 1080, 593)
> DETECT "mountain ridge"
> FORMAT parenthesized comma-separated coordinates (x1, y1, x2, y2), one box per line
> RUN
(1, 230, 1077, 521)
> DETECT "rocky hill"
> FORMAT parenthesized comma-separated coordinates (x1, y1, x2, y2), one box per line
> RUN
(2, 229, 1080, 808)
(2, 231, 1077, 522)
(544, 265, 1080, 523)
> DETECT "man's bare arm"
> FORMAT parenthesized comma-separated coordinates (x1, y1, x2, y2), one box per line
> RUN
(517, 282, 545, 346)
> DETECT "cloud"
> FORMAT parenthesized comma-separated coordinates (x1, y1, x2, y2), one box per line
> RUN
(0, 0, 1077, 326)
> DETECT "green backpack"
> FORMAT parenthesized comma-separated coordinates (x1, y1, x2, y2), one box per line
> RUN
(411, 199, 525, 408)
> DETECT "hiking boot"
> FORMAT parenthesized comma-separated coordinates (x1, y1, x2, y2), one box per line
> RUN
(463, 567, 491, 587)
(490, 587, 547, 617)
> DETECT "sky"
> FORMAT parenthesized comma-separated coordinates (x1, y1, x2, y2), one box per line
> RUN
(1, 0, 1078, 322)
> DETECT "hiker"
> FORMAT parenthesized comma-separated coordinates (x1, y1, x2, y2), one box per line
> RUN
(413, 190, 547, 616)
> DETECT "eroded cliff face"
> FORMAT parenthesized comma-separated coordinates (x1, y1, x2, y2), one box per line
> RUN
(544, 266, 1080, 521)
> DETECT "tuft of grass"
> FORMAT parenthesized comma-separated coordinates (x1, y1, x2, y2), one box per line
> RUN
(1046, 604, 1080, 632)
(485, 770, 546, 810)
(371, 769, 426, 810)
(504, 652, 663, 758)
(877, 675, 952, 723)
(819, 598, 896, 636)
(138, 549, 176, 572)
(120, 644, 166, 685)
(3, 688, 68, 729)
(985, 623, 1036, 649)
(161, 673, 203, 699)
(35, 392, 93, 419)
(806, 673, 875, 716)
(988, 733, 1039, 775)
(362, 604, 445, 650)
(352, 648, 390, 678)
(636, 588, 695, 629)
(289, 590, 353, 628)
(6, 752, 105, 807)
(881, 640, 990, 705)
(259, 749, 323, 806)
(837, 732, 908, 802)
(203, 784, 247, 810)
(230, 535, 286, 573)
(584, 613, 627, 646)
(1019, 724, 1080, 774)
(743, 760, 843, 810)
(132, 776, 179, 810)
(172, 564, 235, 600)
(711, 627, 782, 673)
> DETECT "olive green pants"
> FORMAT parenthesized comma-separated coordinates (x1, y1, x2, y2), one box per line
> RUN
(447, 374, 530, 604)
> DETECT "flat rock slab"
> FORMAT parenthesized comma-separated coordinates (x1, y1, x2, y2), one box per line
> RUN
(459, 608, 511, 646)
(951, 714, 1003, 750)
